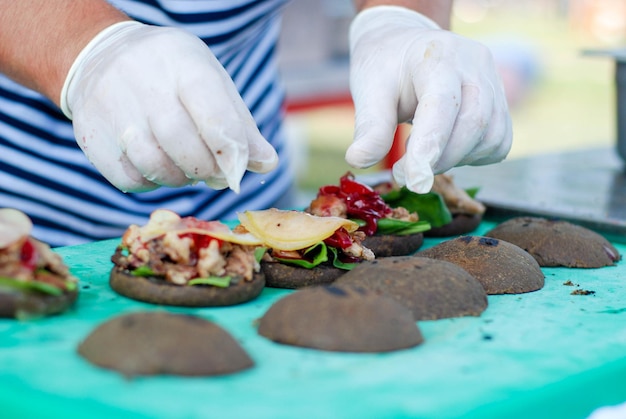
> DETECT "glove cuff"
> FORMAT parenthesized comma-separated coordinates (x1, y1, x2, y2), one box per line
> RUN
(60, 21, 144, 119)
(350, 5, 441, 47)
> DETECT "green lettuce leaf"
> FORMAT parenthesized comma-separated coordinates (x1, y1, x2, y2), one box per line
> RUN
(376, 218, 431, 236)
(130, 266, 156, 277)
(254, 247, 268, 263)
(327, 246, 358, 270)
(381, 187, 452, 228)
(272, 242, 356, 270)
(130, 264, 231, 288)
(188, 276, 231, 288)
(273, 242, 329, 269)
(465, 187, 480, 199)
(0, 276, 63, 296)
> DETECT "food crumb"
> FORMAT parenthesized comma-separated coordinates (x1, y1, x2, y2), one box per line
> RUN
(563, 280, 574, 286)
(571, 289, 596, 296)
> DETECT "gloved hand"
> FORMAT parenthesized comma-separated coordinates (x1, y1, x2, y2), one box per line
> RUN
(61, 21, 278, 193)
(346, 6, 512, 193)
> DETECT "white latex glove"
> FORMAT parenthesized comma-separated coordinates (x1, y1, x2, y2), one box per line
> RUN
(346, 6, 512, 193)
(587, 402, 626, 419)
(61, 21, 278, 193)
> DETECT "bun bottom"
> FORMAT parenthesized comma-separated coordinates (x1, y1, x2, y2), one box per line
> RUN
(261, 261, 347, 289)
(424, 214, 482, 237)
(0, 288, 78, 320)
(109, 267, 265, 307)
(362, 233, 424, 257)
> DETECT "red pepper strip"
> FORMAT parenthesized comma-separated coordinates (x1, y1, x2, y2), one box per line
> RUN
(323, 228, 353, 250)
(339, 174, 373, 195)
(20, 239, 38, 271)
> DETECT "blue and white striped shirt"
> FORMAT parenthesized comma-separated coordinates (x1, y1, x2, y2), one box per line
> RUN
(0, 0, 292, 247)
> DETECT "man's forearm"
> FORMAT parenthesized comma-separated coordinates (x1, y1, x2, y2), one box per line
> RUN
(353, 0, 453, 29)
(0, 0, 129, 106)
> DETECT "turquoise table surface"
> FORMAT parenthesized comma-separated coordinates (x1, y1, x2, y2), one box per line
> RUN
(2, 221, 626, 419)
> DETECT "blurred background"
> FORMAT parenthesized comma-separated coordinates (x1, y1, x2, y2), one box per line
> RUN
(276, 0, 626, 199)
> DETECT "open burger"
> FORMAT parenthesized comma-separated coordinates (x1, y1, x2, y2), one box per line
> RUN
(110, 209, 266, 307)
(0, 208, 78, 320)
(236, 208, 374, 289)
(375, 173, 485, 237)
(305, 172, 430, 257)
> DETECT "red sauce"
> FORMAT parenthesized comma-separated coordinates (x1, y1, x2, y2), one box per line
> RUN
(179, 232, 221, 252)
(317, 172, 392, 235)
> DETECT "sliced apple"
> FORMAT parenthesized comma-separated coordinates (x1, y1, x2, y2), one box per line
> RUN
(0, 208, 33, 248)
(138, 209, 263, 246)
(238, 208, 358, 251)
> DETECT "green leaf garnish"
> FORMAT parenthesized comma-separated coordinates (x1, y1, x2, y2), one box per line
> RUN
(465, 187, 480, 199)
(273, 242, 357, 271)
(131, 266, 156, 277)
(376, 218, 431, 236)
(0, 277, 63, 296)
(381, 187, 452, 228)
(273, 242, 329, 269)
(254, 247, 268, 263)
(188, 276, 231, 288)
(327, 246, 357, 270)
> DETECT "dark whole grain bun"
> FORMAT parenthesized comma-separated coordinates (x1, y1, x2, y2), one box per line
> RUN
(424, 213, 482, 237)
(77, 311, 254, 377)
(334, 256, 487, 321)
(361, 232, 424, 257)
(109, 266, 265, 307)
(484, 217, 621, 268)
(417, 236, 545, 294)
(0, 288, 78, 320)
(257, 284, 424, 352)
(260, 261, 347, 289)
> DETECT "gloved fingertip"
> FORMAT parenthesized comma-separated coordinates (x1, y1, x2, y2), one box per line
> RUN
(247, 131, 279, 173)
(406, 174, 434, 194)
(225, 174, 242, 194)
(393, 156, 435, 193)
(248, 148, 279, 174)
(345, 143, 380, 169)
(115, 177, 160, 193)
(205, 177, 232, 192)
(223, 161, 245, 193)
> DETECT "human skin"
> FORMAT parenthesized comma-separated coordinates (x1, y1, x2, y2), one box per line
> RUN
(353, 0, 453, 28)
(0, 0, 130, 106)
(0, 0, 453, 107)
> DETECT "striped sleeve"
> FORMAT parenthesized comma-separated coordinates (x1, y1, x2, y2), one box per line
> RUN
(0, 0, 293, 247)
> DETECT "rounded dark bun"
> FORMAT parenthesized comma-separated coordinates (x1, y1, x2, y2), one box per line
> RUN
(0, 287, 78, 319)
(485, 217, 621, 268)
(334, 256, 488, 321)
(417, 236, 544, 295)
(258, 284, 424, 352)
(109, 267, 265, 307)
(78, 311, 254, 377)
